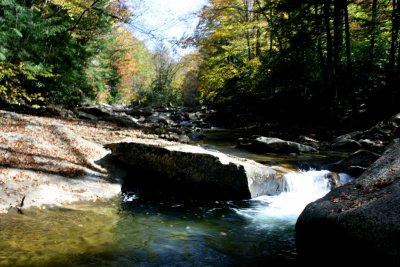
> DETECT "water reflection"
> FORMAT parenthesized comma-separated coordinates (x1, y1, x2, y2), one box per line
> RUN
(114, 198, 297, 266)
(0, 196, 298, 266)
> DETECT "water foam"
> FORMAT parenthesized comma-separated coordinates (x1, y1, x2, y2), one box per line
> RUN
(235, 170, 353, 227)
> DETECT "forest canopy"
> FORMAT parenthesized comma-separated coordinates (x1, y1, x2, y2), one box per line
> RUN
(0, 0, 131, 107)
(0, 0, 399, 121)
(193, 0, 400, 120)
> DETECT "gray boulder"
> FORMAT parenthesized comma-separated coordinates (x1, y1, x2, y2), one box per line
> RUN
(296, 139, 400, 265)
(250, 136, 318, 154)
(105, 140, 286, 200)
(326, 149, 381, 177)
(75, 110, 98, 121)
(76, 106, 140, 128)
(390, 112, 400, 124)
(331, 138, 363, 151)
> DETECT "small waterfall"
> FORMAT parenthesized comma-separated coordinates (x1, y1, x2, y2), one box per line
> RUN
(285, 170, 331, 196)
(236, 170, 353, 226)
(279, 170, 332, 217)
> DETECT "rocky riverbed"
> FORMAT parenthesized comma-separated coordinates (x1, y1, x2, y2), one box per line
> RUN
(2, 104, 399, 213)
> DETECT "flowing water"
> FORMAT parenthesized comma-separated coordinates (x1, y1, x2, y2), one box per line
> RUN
(0, 129, 353, 266)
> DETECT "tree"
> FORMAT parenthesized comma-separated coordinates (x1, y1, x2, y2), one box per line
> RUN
(388, 0, 400, 98)
(135, 43, 182, 106)
(195, 0, 268, 105)
(193, 0, 400, 120)
(0, 0, 132, 108)
(175, 52, 202, 105)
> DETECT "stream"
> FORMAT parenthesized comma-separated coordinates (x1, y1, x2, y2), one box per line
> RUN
(0, 129, 353, 266)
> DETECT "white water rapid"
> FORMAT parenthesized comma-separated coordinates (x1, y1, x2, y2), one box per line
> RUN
(236, 170, 353, 227)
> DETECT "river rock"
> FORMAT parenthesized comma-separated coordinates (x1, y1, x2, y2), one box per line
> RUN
(105, 139, 286, 200)
(331, 138, 363, 151)
(390, 112, 400, 124)
(77, 106, 140, 128)
(333, 114, 400, 153)
(326, 150, 381, 177)
(75, 110, 98, 121)
(126, 106, 154, 117)
(295, 139, 400, 265)
(238, 136, 318, 154)
(324, 172, 341, 189)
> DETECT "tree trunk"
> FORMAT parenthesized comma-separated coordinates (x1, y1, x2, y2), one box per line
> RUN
(396, 0, 400, 99)
(315, 1, 325, 84)
(388, 0, 399, 98)
(270, 7, 273, 50)
(324, 0, 335, 106)
(243, 0, 252, 61)
(333, 0, 343, 104)
(344, 0, 355, 110)
(370, 0, 378, 59)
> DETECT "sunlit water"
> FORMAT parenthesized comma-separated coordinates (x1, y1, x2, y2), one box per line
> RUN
(0, 129, 353, 266)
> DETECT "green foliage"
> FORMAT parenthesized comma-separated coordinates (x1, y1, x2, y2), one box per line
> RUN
(135, 44, 184, 107)
(0, 0, 131, 108)
(195, 0, 400, 118)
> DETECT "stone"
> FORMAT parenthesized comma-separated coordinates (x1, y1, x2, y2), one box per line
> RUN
(324, 172, 341, 189)
(359, 138, 384, 151)
(75, 110, 98, 121)
(77, 106, 139, 128)
(105, 140, 286, 200)
(0, 110, 121, 213)
(331, 139, 363, 151)
(296, 139, 400, 265)
(333, 131, 363, 143)
(107, 113, 140, 128)
(326, 150, 381, 177)
(390, 112, 400, 124)
(251, 136, 318, 154)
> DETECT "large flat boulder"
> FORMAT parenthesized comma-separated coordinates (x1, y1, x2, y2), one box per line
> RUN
(295, 139, 400, 264)
(105, 139, 286, 200)
(0, 110, 121, 213)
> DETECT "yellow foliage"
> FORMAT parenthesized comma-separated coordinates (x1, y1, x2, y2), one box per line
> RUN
(48, 0, 90, 15)
(113, 26, 140, 103)
(96, 89, 111, 104)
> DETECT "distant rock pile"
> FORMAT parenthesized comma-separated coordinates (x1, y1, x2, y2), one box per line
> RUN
(75, 105, 216, 143)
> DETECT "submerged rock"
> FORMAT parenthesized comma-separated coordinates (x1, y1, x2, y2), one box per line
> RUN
(105, 140, 286, 200)
(296, 139, 400, 265)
